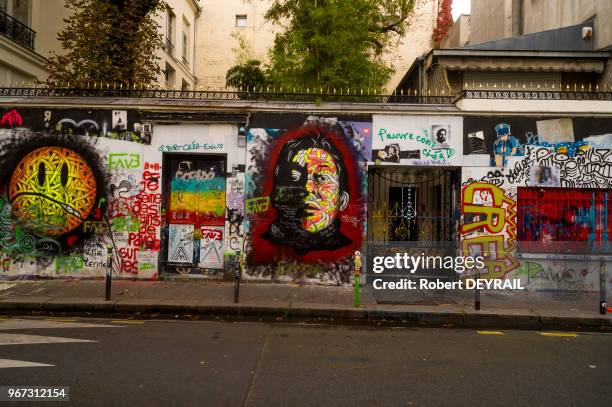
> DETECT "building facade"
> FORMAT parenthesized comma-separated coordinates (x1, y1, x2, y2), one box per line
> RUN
(194, 0, 441, 92)
(470, 0, 612, 50)
(396, 1, 612, 97)
(157, 0, 201, 90)
(0, 0, 69, 84)
(1, 0, 440, 91)
(0, 0, 201, 89)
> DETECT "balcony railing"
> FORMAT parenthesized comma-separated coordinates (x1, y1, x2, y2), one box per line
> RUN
(0, 10, 35, 50)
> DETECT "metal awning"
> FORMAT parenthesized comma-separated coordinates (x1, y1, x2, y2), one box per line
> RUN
(437, 56, 605, 73)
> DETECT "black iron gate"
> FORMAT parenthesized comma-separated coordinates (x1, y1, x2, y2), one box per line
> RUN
(367, 167, 460, 243)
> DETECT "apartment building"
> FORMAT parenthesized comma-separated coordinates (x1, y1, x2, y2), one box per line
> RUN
(0, 0, 68, 84)
(158, 0, 201, 90)
(470, 0, 612, 50)
(194, 0, 441, 91)
(1, 0, 446, 91)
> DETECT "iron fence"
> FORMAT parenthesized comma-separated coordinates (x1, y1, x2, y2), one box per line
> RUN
(1, 86, 611, 103)
(0, 86, 457, 104)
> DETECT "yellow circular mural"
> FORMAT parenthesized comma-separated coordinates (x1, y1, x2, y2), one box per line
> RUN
(8, 146, 97, 236)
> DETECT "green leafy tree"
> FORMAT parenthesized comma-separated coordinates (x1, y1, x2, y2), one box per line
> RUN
(46, 0, 167, 87)
(265, 0, 417, 91)
(225, 32, 268, 91)
(226, 60, 268, 91)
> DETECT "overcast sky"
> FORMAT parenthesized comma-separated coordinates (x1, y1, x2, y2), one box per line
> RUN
(452, 0, 471, 21)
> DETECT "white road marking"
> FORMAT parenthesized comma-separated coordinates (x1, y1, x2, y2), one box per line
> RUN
(0, 359, 54, 369)
(0, 333, 96, 345)
(29, 287, 45, 292)
(0, 318, 122, 369)
(0, 283, 16, 291)
(0, 319, 122, 330)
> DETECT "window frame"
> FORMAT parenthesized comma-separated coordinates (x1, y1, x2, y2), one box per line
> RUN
(235, 14, 247, 28)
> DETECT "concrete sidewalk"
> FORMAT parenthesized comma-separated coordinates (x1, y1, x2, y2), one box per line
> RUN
(0, 279, 610, 331)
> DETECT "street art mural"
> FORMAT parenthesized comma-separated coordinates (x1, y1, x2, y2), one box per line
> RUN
(109, 160, 162, 277)
(517, 188, 610, 253)
(167, 158, 226, 226)
(0, 107, 156, 276)
(460, 181, 519, 280)
(2, 106, 609, 293)
(462, 116, 612, 291)
(0, 132, 110, 260)
(464, 116, 612, 168)
(0, 108, 151, 143)
(10, 147, 98, 236)
(245, 115, 371, 283)
(372, 115, 463, 165)
(0, 108, 160, 279)
(0, 114, 246, 279)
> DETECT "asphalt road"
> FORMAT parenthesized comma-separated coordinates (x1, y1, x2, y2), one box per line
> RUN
(0, 317, 610, 407)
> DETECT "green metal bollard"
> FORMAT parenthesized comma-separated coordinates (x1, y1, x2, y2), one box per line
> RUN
(354, 251, 361, 308)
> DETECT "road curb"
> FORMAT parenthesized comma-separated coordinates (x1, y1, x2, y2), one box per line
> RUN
(538, 314, 612, 330)
(0, 300, 610, 331)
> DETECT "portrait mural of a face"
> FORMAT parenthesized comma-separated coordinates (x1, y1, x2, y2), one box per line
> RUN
(246, 117, 369, 270)
(263, 131, 352, 251)
(432, 125, 450, 149)
(289, 146, 347, 232)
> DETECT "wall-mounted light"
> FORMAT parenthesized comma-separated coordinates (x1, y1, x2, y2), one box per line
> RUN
(237, 125, 246, 147)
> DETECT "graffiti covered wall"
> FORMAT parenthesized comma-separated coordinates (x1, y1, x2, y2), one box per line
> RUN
(245, 114, 371, 284)
(2, 107, 610, 292)
(0, 108, 244, 280)
(461, 116, 612, 291)
(372, 115, 463, 165)
(0, 107, 156, 278)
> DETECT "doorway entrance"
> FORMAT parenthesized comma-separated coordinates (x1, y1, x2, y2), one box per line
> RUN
(161, 153, 227, 275)
(367, 167, 460, 243)
(365, 166, 461, 287)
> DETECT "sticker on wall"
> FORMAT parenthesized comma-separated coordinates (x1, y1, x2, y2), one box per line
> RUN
(530, 165, 560, 187)
(168, 224, 194, 264)
(112, 110, 128, 131)
(431, 125, 450, 149)
(467, 130, 486, 153)
(199, 226, 224, 269)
